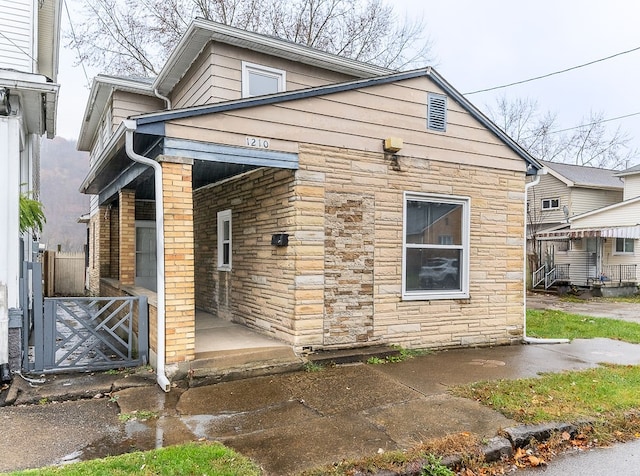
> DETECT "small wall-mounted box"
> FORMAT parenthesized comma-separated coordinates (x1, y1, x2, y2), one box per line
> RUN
(271, 233, 289, 247)
(383, 137, 403, 153)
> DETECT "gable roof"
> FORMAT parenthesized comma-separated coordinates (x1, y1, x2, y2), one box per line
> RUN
(614, 162, 640, 177)
(134, 66, 542, 174)
(77, 75, 156, 150)
(540, 160, 623, 189)
(153, 18, 391, 97)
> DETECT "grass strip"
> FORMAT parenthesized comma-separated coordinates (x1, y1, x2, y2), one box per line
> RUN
(451, 364, 640, 425)
(4, 441, 260, 476)
(527, 309, 640, 343)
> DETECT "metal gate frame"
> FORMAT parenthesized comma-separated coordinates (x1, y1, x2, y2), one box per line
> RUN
(21, 260, 149, 373)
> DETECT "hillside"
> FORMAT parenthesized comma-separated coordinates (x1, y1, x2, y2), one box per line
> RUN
(39, 137, 90, 251)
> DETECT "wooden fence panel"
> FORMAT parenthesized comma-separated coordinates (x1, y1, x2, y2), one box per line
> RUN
(54, 252, 86, 296)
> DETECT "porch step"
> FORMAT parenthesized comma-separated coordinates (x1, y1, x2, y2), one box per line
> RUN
(188, 346, 304, 387)
(306, 344, 401, 366)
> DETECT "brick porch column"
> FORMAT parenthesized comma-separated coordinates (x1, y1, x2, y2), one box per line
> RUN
(160, 158, 195, 364)
(119, 189, 136, 285)
(89, 205, 112, 295)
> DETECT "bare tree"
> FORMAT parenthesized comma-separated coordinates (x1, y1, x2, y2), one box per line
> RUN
(68, 0, 432, 77)
(488, 96, 638, 170)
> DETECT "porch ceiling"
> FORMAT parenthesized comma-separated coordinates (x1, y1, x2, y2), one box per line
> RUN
(87, 135, 299, 205)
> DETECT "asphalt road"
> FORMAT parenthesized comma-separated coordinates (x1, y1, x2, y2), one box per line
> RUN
(519, 438, 640, 475)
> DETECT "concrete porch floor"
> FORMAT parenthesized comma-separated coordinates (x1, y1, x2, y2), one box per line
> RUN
(191, 311, 303, 383)
(194, 310, 292, 355)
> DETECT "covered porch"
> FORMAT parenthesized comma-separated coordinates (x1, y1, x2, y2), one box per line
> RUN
(82, 122, 300, 384)
(533, 225, 640, 292)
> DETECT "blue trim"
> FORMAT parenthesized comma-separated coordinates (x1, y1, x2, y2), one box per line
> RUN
(135, 69, 430, 126)
(164, 138, 299, 169)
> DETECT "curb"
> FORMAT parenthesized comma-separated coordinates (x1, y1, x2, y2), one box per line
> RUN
(361, 422, 578, 476)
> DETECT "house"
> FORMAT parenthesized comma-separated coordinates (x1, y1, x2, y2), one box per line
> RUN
(78, 19, 542, 388)
(0, 0, 61, 382)
(532, 162, 640, 291)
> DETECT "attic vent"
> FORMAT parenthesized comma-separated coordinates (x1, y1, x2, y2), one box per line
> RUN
(427, 93, 447, 132)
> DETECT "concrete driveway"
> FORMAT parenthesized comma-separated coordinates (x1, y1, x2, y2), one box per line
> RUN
(527, 292, 640, 322)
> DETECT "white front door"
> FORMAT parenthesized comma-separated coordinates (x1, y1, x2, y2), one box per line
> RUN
(135, 221, 156, 291)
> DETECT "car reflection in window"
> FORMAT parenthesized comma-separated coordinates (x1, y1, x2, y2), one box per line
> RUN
(418, 258, 460, 290)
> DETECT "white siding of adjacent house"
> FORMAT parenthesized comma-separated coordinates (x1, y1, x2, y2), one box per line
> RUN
(572, 200, 640, 228)
(171, 42, 357, 109)
(0, 0, 34, 73)
(569, 187, 623, 217)
(528, 174, 570, 226)
(623, 174, 640, 200)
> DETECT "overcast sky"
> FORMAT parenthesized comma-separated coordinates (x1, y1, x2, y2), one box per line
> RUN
(56, 0, 640, 165)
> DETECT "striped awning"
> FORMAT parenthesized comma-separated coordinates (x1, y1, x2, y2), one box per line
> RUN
(536, 225, 640, 239)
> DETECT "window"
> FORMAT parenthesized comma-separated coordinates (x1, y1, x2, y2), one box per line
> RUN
(403, 193, 470, 300)
(217, 209, 232, 270)
(541, 198, 559, 210)
(241, 62, 286, 97)
(427, 93, 447, 132)
(615, 238, 635, 254)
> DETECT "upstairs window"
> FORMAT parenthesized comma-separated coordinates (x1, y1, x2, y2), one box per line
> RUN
(427, 93, 447, 132)
(242, 62, 286, 98)
(217, 209, 232, 270)
(541, 198, 559, 210)
(615, 238, 635, 254)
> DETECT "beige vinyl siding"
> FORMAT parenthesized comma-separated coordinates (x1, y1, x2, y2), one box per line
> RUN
(171, 43, 216, 109)
(623, 174, 640, 200)
(0, 0, 34, 72)
(528, 174, 569, 225)
(111, 91, 164, 129)
(572, 201, 640, 228)
(167, 77, 528, 174)
(569, 187, 623, 216)
(172, 41, 358, 108)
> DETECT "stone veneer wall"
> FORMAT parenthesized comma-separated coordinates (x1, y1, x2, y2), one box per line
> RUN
(193, 168, 298, 342)
(193, 144, 525, 351)
(297, 143, 525, 350)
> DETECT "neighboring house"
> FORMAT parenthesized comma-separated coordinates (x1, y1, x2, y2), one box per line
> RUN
(78, 19, 542, 386)
(533, 162, 640, 289)
(0, 0, 61, 381)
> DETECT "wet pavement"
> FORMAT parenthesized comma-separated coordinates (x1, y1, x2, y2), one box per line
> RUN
(3, 337, 640, 475)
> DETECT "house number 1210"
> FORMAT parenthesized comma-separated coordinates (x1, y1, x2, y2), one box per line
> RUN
(245, 136, 270, 148)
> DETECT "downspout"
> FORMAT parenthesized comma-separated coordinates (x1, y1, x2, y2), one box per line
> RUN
(523, 168, 569, 344)
(154, 89, 172, 110)
(123, 119, 171, 392)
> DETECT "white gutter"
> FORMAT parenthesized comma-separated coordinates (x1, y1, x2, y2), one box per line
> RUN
(123, 119, 170, 392)
(523, 168, 569, 345)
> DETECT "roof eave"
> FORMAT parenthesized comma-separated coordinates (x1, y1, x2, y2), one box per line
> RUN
(427, 69, 542, 174)
(78, 75, 155, 150)
(153, 18, 392, 97)
(79, 122, 127, 194)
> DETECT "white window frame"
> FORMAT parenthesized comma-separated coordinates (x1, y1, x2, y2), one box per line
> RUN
(614, 238, 635, 254)
(241, 61, 286, 98)
(402, 192, 470, 300)
(217, 209, 232, 271)
(541, 198, 560, 210)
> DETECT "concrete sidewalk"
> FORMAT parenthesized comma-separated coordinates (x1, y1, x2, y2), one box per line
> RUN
(2, 338, 640, 475)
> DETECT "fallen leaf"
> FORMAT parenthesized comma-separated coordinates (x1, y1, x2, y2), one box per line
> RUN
(528, 455, 544, 466)
(561, 431, 571, 440)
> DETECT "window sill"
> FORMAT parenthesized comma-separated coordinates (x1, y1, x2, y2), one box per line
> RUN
(402, 291, 469, 301)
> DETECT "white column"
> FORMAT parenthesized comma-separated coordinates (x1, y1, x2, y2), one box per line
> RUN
(0, 116, 21, 370)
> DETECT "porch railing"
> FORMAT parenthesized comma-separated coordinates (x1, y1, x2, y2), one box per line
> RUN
(533, 264, 570, 289)
(533, 265, 546, 288)
(600, 264, 638, 285)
